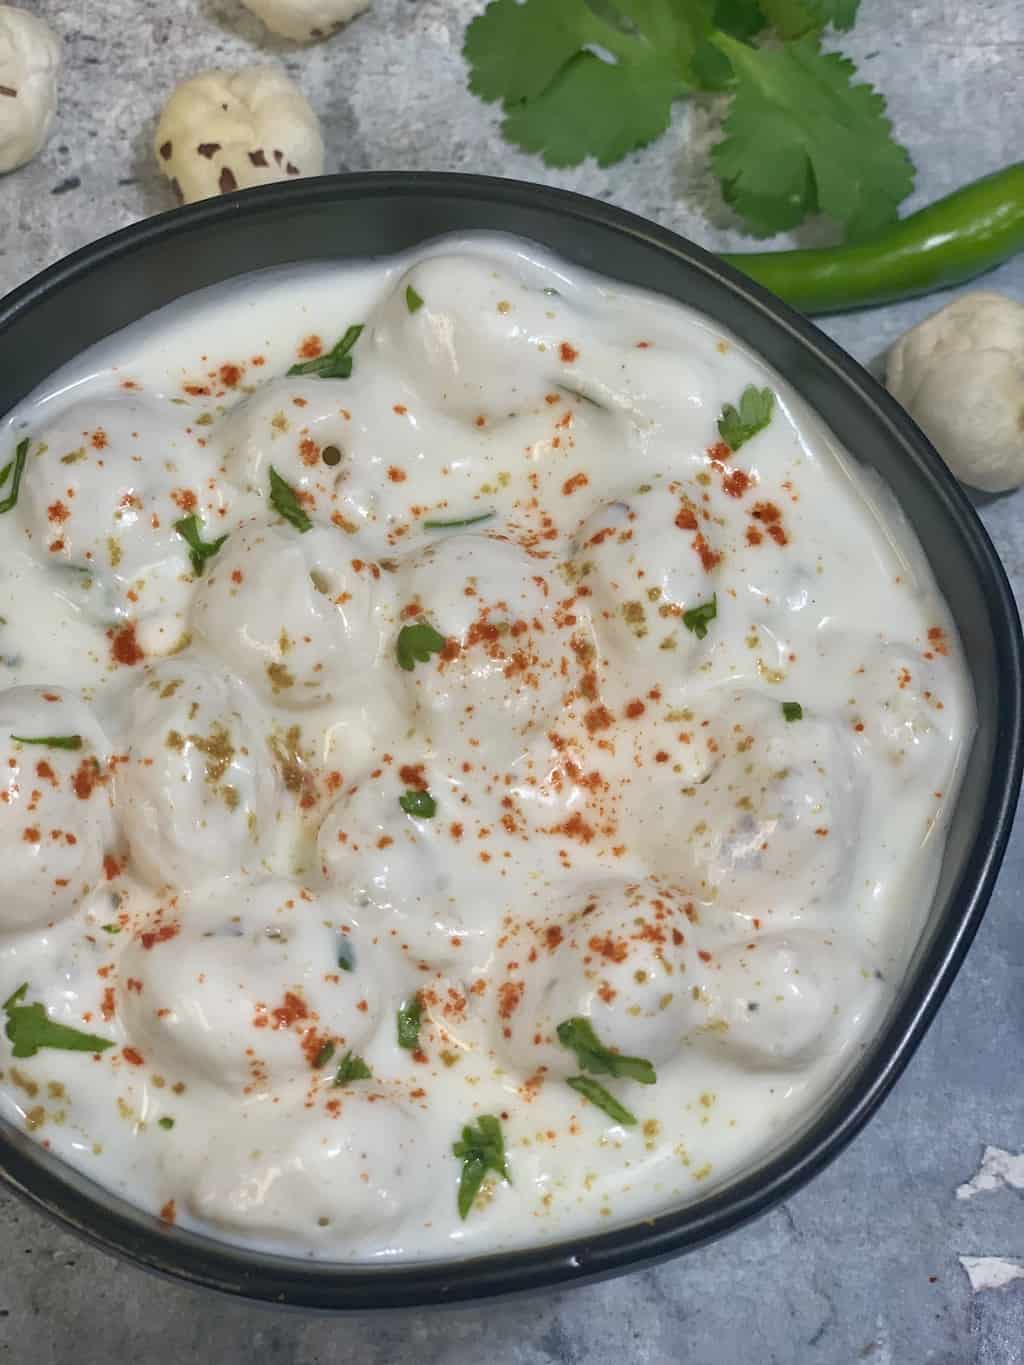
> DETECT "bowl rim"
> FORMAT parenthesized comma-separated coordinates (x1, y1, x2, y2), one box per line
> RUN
(1, 170, 1021, 1310)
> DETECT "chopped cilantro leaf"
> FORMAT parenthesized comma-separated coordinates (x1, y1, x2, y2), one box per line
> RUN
(556, 1016, 656, 1084)
(717, 386, 775, 451)
(782, 701, 804, 721)
(268, 466, 312, 533)
(101, 924, 121, 935)
(314, 1039, 336, 1068)
(422, 511, 495, 530)
(0, 438, 29, 515)
(157, 1116, 175, 1130)
(337, 940, 355, 972)
(3, 983, 113, 1059)
(396, 621, 446, 672)
(452, 1114, 510, 1220)
(174, 513, 228, 575)
(334, 1051, 372, 1085)
(567, 1075, 637, 1126)
(405, 285, 425, 314)
(399, 789, 437, 819)
(710, 34, 913, 239)
(10, 734, 82, 750)
(287, 324, 363, 379)
(683, 595, 717, 640)
(397, 994, 423, 1050)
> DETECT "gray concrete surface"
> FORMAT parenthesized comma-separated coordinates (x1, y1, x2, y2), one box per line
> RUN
(1, 1, 1022, 1361)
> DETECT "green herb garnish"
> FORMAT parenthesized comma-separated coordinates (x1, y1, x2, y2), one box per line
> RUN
(566, 1075, 637, 1126)
(0, 438, 28, 515)
(717, 386, 775, 451)
(782, 701, 804, 722)
(463, 3, 914, 243)
(3, 983, 113, 1059)
(397, 994, 423, 1050)
(174, 513, 228, 575)
(337, 940, 355, 972)
(314, 1039, 336, 1069)
(396, 621, 446, 672)
(287, 324, 364, 380)
(452, 1114, 510, 1220)
(157, 1116, 175, 1130)
(423, 511, 495, 530)
(101, 924, 121, 935)
(334, 1051, 372, 1085)
(269, 466, 312, 533)
(556, 1016, 656, 1084)
(399, 789, 437, 819)
(682, 594, 717, 640)
(405, 285, 425, 314)
(10, 734, 82, 750)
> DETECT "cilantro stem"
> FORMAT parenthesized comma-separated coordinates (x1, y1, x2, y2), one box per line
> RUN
(0, 438, 29, 515)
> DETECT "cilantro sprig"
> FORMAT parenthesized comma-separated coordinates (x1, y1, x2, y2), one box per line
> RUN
(0, 438, 29, 515)
(397, 993, 423, 1050)
(396, 621, 446, 672)
(269, 467, 312, 533)
(556, 1017, 656, 1085)
(314, 1040, 336, 1069)
(567, 1075, 637, 1126)
(422, 511, 495, 531)
(287, 324, 363, 379)
(3, 983, 113, 1059)
(683, 595, 717, 640)
(174, 513, 228, 575)
(399, 789, 437, 819)
(453, 1114, 510, 1219)
(10, 734, 82, 750)
(557, 1017, 655, 1128)
(463, 0, 914, 240)
(334, 1051, 372, 1085)
(717, 386, 774, 451)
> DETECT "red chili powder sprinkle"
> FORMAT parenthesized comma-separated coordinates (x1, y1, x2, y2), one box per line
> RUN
(722, 468, 752, 498)
(498, 981, 524, 1019)
(139, 923, 180, 951)
(110, 624, 144, 667)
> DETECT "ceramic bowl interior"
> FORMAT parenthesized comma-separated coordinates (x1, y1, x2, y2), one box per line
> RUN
(0, 174, 1020, 1309)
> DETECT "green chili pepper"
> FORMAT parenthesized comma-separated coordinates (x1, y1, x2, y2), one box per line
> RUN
(721, 164, 1024, 315)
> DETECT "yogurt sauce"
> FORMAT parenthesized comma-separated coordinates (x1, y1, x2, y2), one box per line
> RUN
(0, 236, 974, 1260)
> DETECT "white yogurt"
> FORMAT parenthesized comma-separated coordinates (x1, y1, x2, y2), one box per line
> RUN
(0, 236, 974, 1261)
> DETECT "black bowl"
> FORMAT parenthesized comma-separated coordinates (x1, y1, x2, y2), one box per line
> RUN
(1, 173, 1020, 1310)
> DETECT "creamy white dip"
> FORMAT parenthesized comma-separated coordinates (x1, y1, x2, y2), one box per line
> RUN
(0, 237, 974, 1260)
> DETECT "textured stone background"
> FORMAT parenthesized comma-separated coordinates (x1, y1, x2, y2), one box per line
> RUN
(1, 1, 1022, 1361)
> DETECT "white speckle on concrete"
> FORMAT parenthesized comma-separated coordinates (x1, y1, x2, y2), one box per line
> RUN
(959, 1257, 1024, 1293)
(957, 1146, 1024, 1201)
